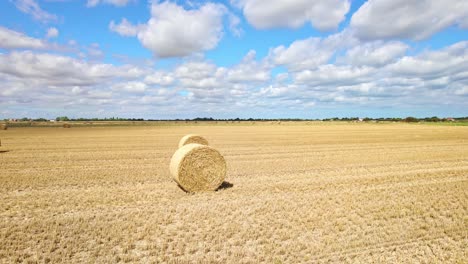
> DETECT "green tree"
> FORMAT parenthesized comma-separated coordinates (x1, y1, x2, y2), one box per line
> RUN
(404, 117, 419, 122)
(56, 116, 69, 121)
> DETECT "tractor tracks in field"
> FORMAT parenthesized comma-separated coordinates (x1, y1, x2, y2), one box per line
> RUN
(308, 230, 466, 262)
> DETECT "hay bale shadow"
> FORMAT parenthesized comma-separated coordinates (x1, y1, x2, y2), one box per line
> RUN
(176, 183, 189, 193)
(0, 150, 10, 153)
(176, 181, 234, 193)
(216, 181, 233, 191)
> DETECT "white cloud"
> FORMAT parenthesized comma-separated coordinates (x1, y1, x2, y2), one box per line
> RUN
(269, 31, 358, 71)
(461, 16, 468, 29)
(351, 0, 468, 40)
(0, 51, 145, 87)
(1, 24, 466, 119)
(13, 0, 57, 23)
(172, 51, 271, 89)
(110, 2, 238, 57)
(228, 13, 243, 37)
(86, 43, 105, 60)
(139, 1, 226, 57)
(257, 85, 292, 98)
(175, 61, 218, 80)
(454, 86, 468, 95)
(290, 41, 468, 107)
(87, 90, 113, 99)
(86, 0, 132, 7)
(46, 27, 59, 38)
(233, 0, 350, 30)
(144, 71, 175, 86)
(110, 2, 227, 58)
(139, 88, 178, 104)
(295, 65, 376, 85)
(339, 41, 408, 67)
(0, 26, 71, 52)
(166, 54, 273, 105)
(0, 26, 48, 50)
(109, 18, 140, 37)
(112, 81, 147, 93)
(179, 76, 221, 89)
(270, 38, 335, 72)
(226, 50, 270, 82)
(387, 41, 468, 79)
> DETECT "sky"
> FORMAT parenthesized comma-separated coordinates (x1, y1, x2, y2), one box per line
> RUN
(0, 0, 467, 119)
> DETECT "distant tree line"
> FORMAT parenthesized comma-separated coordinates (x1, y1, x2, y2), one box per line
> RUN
(3, 116, 467, 122)
(55, 116, 145, 121)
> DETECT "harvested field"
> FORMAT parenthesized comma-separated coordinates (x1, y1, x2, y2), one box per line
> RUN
(0, 123, 467, 263)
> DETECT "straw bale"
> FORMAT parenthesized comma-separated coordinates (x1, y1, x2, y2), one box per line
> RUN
(178, 134, 208, 148)
(170, 143, 226, 192)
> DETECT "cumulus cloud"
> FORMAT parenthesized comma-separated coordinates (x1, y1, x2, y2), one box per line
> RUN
(351, 0, 468, 40)
(228, 12, 243, 37)
(269, 31, 358, 71)
(270, 38, 333, 71)
(339, 41, 408, 67)
(175, 61, 218, 80)
(175, 61, 224, 92)
(0, 51, 145, 87)
(172, 51, 271, 89)
(454, 86, 468, 95)
(295, 65, 376, 86)
(13, 0, 57, 23)
(0, 50, 169, 118)
(86, 0, 132, 7)
(461, 16, 468, 29)
(286, 41, 468, 108)
(111, 1, 227, 58)
(46, 27, 59, 38)
(1, 26, 467, 118)
(85, 43, 105, 60)
(232, 0, 350, 30)
(257, 85, 293, 98)
(165, 53, 274, 106)
(226, 50, 270, 82)
(109, 18, 140, 37)
(0, 26, 48, 50)
(387, 41, 468, 79)
(112, 81, 147, 93)
(144, 71, 175, 86)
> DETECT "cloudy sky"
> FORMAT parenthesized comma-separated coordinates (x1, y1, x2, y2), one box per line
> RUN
(0, 0, 467, 119)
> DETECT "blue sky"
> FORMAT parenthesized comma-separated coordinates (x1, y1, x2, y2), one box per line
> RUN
(0, 0, 467, 119)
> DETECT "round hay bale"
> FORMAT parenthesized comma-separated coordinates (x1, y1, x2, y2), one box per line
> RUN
(0, 124, 7, 130)
(63, 123, 71, 128)
(170, 143, 226, 192)
(178, 134, 209, 149)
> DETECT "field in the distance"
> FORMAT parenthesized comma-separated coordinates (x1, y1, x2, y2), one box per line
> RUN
(0, 123, 467, 263)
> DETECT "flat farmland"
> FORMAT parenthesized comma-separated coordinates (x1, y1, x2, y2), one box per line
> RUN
(0, 123, 467, 263)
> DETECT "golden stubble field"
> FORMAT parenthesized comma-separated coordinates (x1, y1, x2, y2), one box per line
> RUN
(0, 123, 467, 263)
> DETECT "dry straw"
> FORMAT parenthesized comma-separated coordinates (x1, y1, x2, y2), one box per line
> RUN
(178, 134, 209, 148)
(0, 124, 7, 130)
(170, 143, 226, 192)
